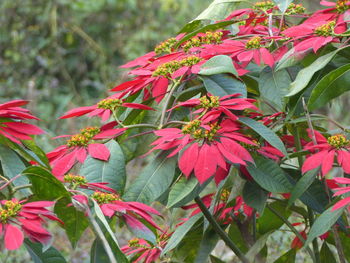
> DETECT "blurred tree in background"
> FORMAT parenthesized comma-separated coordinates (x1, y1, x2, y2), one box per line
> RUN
(0, 0, 211, 139)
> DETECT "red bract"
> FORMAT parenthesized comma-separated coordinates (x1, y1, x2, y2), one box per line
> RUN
(151, 119, 254, 184)
(121, 232, 169, 263)
(302, 129, 350, 176)
(59, 94, 154, 122)
(62, 174, 116, 193)
(0, 100, 44, 144)
(73, 192, 161, 240)
(332, 177, 350, 210)
(48, 126, 126, 178)
(0, 199, 60, 250)
(172, 94, 258, 122)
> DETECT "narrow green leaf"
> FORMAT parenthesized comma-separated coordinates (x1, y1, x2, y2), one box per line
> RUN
(167, 176, 199, 208)
(194, 229, 219, 263)
(22, 140, 50, 167)
(24, 239, 67, 263)
(246, 232, 271, 262)
(162, 213, 202, 255)
(54, 197, 89, 248)
(320, 242, 337, 262)
(246, 156, 292, 193)
(305, 206, 345, 247)
(258, 67, 291, 111)
(210, 255, 226, 263)
(199, 55, 238, 76)
(123, 153, 176, 204)
(239, 117, 287, 155)
(228, 223, 249, 253)
(22, 166, 68, 200)
(194, 0, 245, 21)
(0, 145, 31, 196)
(178, 20, 203, 34)
(275, 47, 299, 71)
(288, 169, 317, 207)
(286, 50, 338, 97)
(90, 238, 110, 263)
(92, 200, 129, 263)
(308, 63, 350, 110)
(201, 74, 247, 98)
(243, 181, 268, 214)
(80, 140, 126, 194)
(258, 201, 292, 234)
(273, 249, 296, 263)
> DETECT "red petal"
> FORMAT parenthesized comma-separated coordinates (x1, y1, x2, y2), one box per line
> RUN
(179, 143, 199, 177)
(5, 224, 24, 250)
(59, 106, 96, 119)
(260, 48, 274, 67)
(88, 143, 110, 161)
(337, 150, 350, 174)
(3, 122, 44, 135)
(51, 150, 77, 178)
(122, 103, 155, 111)
(0, 100, 28, 110)
(111, 78, 146, 92)
(194, 144, 217, 184)
(302, 151, 328, 174)
(152, 77, 169, 103)
(321, 150, 335, 175)
(332, 196, 350, 210)
(93, 128, 127, 139)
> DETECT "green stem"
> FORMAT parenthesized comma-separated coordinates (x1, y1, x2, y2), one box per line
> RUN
(266, 204, 316, 262)
(194, 197, 250, 263)
(159, 80, 180, 129)
(12, 184, 32, 192)
(125, 123, 158, 129)
(112, 110, 125, 128)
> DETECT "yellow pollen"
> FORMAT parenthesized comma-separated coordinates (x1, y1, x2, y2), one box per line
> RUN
(327, 134, 350, 149)
(183, 31, 223, 52)
(245, 36, 262, 49)
(155, 37, 177, 54)
(336, 0, 350, 13)
(97, 99, 123, 110)
(314, 21, 335, 37)
(253, 1, 275, 11)
(0, 201, 22, 223)
(92, 191, 121, 204)
(67, 127, 100, 147)
(199, 95, 220, 109)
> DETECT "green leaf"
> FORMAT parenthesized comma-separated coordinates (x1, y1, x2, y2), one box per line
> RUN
(92, 200, 129, 263)
(320, 243, 337, 263)
(123, 152, 176, 204)
(178, 20, 203, 34)
(0, 145, 30, 196)
(258, 201, 292, 234)
(194, 229, 219, 263)
(201, 74, 247, 98)
(275, 47, 300, 71)
(194, 0, 246, 21)
(308, 63, 350, 110)
(22, 166, 68, 200)
(167, 176, 211, 208)
(243, 181, 268, 214)
(258, 67, 291, 111)
(80, 140, 126, 194)
(162, 213, 202, 255)
(273, 0, 293, 13)
(273, 249, 296, 263)
(246, 156, 292, 193)
(246, 232, 271, 262)
(54, 197, 89, 248)
(199, 55, 238, 76)
(228, 223, 249, 253)
(238, 117, 287, 155)
(299, 179, 330, 213)
(22, 140, 50, 167)
(286, 50, 338, 97)
(24, 239, 67, 263)
(90, 238, 110, 263)
(288, 169, 317, 207)
(210, 255, 226, 263)
(305, 206, 345, 247)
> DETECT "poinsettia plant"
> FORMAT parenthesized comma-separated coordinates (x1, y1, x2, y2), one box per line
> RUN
(3, 0, 350, 262)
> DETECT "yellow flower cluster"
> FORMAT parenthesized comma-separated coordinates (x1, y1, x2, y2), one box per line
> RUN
(0, 200, 22, 223)
(67, 127, 100, 147)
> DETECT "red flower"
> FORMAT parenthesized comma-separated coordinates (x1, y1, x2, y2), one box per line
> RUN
(151, 119, 254, 184)
(73, 192, 161, 241)
(302, 130, 350, 176)
(0, 100, 44, 144)
(171, 94, 258, 122)
(0, 199, 61, 250)
(121, 232, 169, 263)
(59, 94, 154, 122)
(291, 230, 307, 250)
(48, 126, 126, 178)
(332, 177, 350, 210)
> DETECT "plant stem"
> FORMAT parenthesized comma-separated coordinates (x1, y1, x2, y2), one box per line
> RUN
(307, 208, 321, 263)
(125, 123, 158, 129)
(159, 80, 180, 129)
(194, 196, 250, 263)
(266, 204, 316, 262)
(332, 226, 347, 263)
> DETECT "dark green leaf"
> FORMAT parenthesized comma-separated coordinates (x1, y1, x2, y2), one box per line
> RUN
(288, 169, 317, 207)
(22, 140, 50, 167)
(22, 166, 68, 200)
(246, 156, 292, 193)
(259, 67, 291, 111)
(286, 50, 339, 97)
(243, 181, 268, 214)
(54, 197, 89, 248)
(162, 213, 202, 255)
(194, 0, 246, 21)
(0, 145, 30, 196)
(308, 63, 350, 110)
(194, 229, 219, 263)
(299, 179, 330, 213)
(239, 117, 287, 155)
(24, 239, 67, 263)
(90, 239, 110, 263)
(201, 74, 247, 98)
(228, 223, 249, 253)
(258, 201, 292, 234)
(199, 55, 238, 76)
(80, 140, 126, 194)
(305, 206, 345, 247)
(320, 242, 337, 263)
(167, 176, 199, 208)
(246, 232, 271, 262)
(210, 255, 226, 263)
(273, 249, 296, 263)
(123, 152, 176, 204)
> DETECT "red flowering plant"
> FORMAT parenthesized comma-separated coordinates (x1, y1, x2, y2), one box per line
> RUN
(6, 0, 350, 262)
